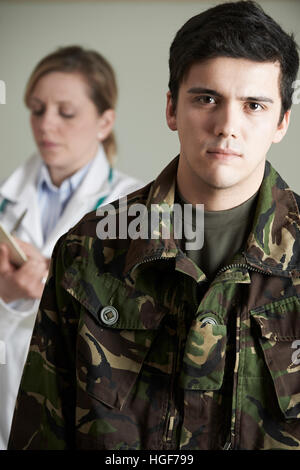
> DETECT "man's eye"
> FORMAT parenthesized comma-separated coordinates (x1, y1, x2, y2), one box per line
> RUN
(195, 95, 216, 104)
(248, 102, 263, 111)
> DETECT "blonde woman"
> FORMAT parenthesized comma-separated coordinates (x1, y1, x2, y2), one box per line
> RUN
(0, 46, 142, 449)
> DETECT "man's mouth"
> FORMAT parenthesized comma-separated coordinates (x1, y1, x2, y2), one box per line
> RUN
(207, 147, 242, 159)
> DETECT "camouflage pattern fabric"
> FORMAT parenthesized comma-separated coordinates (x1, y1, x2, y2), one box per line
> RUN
(8, 157, 300, 450)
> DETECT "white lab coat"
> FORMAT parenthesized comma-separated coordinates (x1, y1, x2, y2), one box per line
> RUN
(0, 145, 143, 449)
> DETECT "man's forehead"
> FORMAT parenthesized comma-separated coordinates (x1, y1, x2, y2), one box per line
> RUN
(182, 57, 281, 97)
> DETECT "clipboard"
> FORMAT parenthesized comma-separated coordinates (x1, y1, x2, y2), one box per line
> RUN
(0, 223, 28, 266)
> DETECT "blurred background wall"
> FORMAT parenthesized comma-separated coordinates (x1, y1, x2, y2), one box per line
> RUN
(0, 0, 299, 190)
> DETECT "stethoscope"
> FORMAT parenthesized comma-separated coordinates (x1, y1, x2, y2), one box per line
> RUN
(92, 167, 113, 209)
(0, 198, 8, 214)
(0, 166, 114, 221)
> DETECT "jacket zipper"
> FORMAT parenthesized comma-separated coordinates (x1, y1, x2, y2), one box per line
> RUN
(131, 255, 170, 273)
(223, 441, 232, 450)
(216, 262, 272, 278)
(216, 262, 271, 450)
(165, 415, 175, 442)
(132, 259, 271, 449)
(164, 298, 186, 446)
(132, 254, 179, 447)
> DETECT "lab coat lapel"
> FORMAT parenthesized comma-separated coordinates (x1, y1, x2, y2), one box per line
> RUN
(18, 185, 43, 249)
(0, 155, 44, 248)
(43, 145, 111, 254)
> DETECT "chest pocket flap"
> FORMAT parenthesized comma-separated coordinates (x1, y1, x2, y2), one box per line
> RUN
(63, 269, 167, 410)
(251, 295, 300, 419)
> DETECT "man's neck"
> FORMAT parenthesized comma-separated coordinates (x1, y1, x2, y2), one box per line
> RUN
(177, 186, 261, 211)
(176, 160, 265, 211)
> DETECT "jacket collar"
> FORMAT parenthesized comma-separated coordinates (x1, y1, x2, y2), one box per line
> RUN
(124, 156, 205, 282)
(245, 160, 300, 276)
(125, 157, 300, 279)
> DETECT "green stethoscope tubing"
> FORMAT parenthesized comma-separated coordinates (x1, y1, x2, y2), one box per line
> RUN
(0, 198, 8, 214)
(92, 167, 114, 210)
(0, 167, 114, 215)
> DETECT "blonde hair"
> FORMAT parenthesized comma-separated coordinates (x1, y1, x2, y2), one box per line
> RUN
(25, 46, 118, 164)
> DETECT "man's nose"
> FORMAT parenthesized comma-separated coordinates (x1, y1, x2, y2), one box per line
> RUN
(213, 103, 239, 139)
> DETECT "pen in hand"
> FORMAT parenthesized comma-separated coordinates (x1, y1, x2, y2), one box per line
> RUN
(10, 209, 28, 236)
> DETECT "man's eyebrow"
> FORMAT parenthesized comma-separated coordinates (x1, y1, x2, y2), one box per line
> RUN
(241, 95, 274, 103)
(187, 87, 274, 103)
(187, 87, 222, 97)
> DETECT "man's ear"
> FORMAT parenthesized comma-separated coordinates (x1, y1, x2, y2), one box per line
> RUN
(97, 109, 115, 141)
(273, 109, 291, 144)
(166, 91, 177, 131)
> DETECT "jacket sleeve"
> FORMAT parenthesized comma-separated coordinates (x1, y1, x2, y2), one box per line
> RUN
(7, 234, 78, 450)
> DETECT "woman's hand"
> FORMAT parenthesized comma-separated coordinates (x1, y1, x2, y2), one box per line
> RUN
(0, 242, 50, 303)
(14, 238, 49, 265)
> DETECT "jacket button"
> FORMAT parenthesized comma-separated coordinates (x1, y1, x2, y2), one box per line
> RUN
(201, 317, 218, 326)
(99, 306, 119, 326)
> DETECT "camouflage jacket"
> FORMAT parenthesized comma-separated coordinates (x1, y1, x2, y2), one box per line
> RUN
(8, 157, 300, 450)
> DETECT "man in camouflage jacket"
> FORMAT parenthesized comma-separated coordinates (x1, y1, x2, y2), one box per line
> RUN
(8, 1, 300, 450)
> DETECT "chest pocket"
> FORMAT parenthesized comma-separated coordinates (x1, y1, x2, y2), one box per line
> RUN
(251, 295, 300, 419)
(180, 313, 227, 391)
(74, 273, 167, 411)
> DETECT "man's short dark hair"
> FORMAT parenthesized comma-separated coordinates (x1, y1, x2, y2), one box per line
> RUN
(168, 0, 299, 122)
